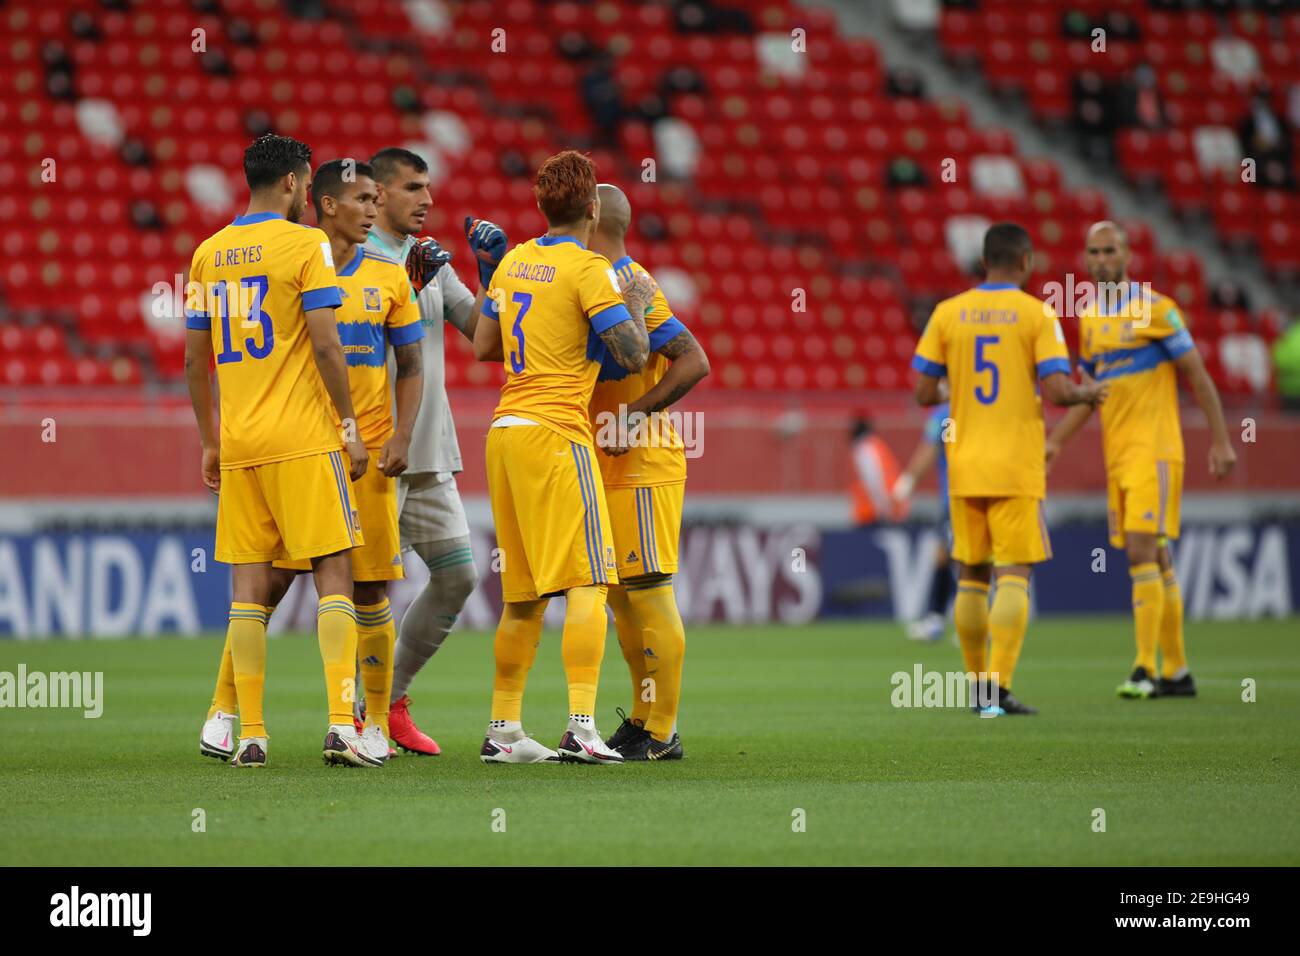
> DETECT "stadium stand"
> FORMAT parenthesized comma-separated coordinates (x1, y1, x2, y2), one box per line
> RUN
(0, 0, 1291, 401)
(936, 0, 1296, 395)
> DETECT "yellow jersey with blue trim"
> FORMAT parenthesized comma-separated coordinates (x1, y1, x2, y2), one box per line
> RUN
(588, 256, 688, 488)
(912, 282, 1071, 499)
(333, 246, 423, 448)
(1078, 284, 1192, 476)
(186, 211, 343, 469)
(484, 234, 630, 446)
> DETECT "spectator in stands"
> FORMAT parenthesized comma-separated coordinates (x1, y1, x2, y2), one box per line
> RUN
(580, 49, 623, 149)
(674, 0, 753, 34)
(1274, 316, 1300, 412)
(1120, 63, 1166, 131)
(849, 415, 902, 527)
(1072, 70, 1117, 163)
(1239, 87, 1295, 190)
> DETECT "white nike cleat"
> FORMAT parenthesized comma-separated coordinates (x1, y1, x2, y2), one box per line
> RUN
(323, 723, 382, 767)
(556, 719, 624, 765)
(230, 736, 267, 768)
(480, 727, 560, 764)
(200, 710, 237, 761)
(359, 723, 390, 765)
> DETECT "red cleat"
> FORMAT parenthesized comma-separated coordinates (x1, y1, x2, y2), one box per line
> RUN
(388, 695, 441, 755)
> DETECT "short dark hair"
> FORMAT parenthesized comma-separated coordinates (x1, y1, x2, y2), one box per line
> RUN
(311, 159, 375, 219)
(243, 133, 312, 191)
(983, 222, 1033, 269)
(369, 146, 428, 185)
(535, 150, 597, 226)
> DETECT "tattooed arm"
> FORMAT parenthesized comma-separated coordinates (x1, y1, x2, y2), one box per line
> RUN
(378, 341, 423, 477)
(627, 327, 710, 415)
(601, 327, 711, 457)
(598, 272, 654, 373)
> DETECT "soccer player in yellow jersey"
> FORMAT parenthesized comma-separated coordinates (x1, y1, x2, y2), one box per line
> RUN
(586, 183, 710, 761)
(1047, 221, 1236, 699)
(184, 135, 368, 768)
(471, 150, 657, 763)
(912, 223, 1107, 715)
(200, 160, 427, 768)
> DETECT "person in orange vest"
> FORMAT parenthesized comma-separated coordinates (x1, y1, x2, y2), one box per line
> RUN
(849, 414, 904, 526)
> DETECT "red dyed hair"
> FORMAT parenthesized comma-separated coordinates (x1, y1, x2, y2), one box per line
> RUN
(534, 150, 597, 225)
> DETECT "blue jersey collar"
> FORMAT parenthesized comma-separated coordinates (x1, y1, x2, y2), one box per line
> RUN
(336, 246, 365, 277)
(232, 211, 284, 226)
(976, 282, 1019, 291)
(536, 234, 586, 249)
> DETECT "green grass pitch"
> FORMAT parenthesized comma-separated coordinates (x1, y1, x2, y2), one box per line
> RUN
(2, 617, 1297, 866)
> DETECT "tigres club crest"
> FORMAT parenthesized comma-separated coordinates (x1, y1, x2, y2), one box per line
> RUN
(363, 287, 381, 311)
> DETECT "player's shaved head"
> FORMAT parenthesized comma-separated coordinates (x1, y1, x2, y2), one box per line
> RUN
(595, 183, 631, 240)
(1086, 220, 1128, 248)
(1084, 220, 1131, 284)
(982, 222, 1034, 269)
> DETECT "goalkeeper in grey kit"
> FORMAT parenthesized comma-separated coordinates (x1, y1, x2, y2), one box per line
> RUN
(362, 146, 509, 754)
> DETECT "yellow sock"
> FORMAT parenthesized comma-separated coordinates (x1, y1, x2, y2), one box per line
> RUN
(607, 586, 650, 726)
(626, 578, 685, 742)
(561, 584, 609, 716)
(357, 599, 395, 736)
(317, 594, 358, 726)
(987, 575, 1030, 690)
(209, 604, 270, 719)
(1130, 562, 1163, 674)
(491, 600, 546, 722)
(953, 580, 990, 676)
(1157, 567, 1185, 678)
(227, 603, 268, 737)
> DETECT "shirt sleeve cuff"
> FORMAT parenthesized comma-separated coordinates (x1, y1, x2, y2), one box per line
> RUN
(388, 323, 424, 347)
(648, 316, 686, 351)
(911, 355, 946, 377)
(590, 303, 632, 334)
(1037, 357, 1072, 379)
(302, 286, 343, 311)
(1079, 359, 1097, 378)
(185, 311, 211, 331)
(1161, 329, 1195, 359)
(481, 294, 500, 321)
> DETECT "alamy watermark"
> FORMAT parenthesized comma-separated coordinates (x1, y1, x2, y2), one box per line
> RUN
(593, 404, 704, 459)
(891, 665, 1000, 713)
(1041, 278, 1154, 326)
(1, 665, 103, 718)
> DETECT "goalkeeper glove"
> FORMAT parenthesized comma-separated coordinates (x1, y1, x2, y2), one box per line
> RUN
(405, 237, 452, 294)
(464, 216, 508, 289)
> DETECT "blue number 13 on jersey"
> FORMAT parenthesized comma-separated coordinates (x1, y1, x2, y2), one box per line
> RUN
(974, 334, 999, 404)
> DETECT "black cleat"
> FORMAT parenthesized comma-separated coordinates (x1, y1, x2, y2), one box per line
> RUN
(1155, 672, 1197, 697)
(646, 733, 684, 761)
(605, 707, 643, 752)
(1117, 666, 1158, 699)
(614, 725, 652, 761)
(996, 685, 1038, 715)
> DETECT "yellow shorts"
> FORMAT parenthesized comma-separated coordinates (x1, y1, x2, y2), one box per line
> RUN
(487, 424, 618, 601)
(275, 448, 403, 581)
(950, 495, 1052, 566)
(606, 483, 684, 578)
(215, 449, 363, 564)
(1108, 459, 1183, 548)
